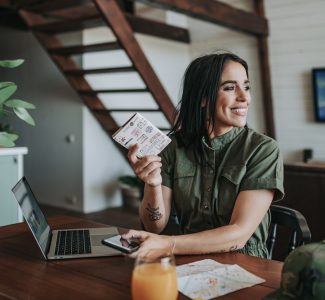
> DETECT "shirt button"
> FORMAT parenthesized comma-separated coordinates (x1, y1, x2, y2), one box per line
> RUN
(209, 169, 214, 174)
(207, 186, 211, 192)
(203, 204, 209, 209)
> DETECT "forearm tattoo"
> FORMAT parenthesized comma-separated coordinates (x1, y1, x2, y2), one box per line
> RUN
(145, 203, 163, 221)
(214, 249, 227, 254)
(229, 245, 238, 252)
(214, 245, 238, 254)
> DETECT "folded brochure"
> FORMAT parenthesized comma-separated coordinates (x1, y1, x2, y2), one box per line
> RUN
(112, 113, 171, 158)
(176, 259, 265, 299)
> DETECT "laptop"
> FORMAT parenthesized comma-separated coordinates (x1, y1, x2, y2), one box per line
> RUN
(11, 176, 122, 260)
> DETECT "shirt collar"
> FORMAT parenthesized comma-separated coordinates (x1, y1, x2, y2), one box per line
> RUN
(202, 127, 244, 152)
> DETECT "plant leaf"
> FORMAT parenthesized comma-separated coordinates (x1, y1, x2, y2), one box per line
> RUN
(4, 99, 36, 109)
(0, 132, 18, 147)
(0, 81, 15, 89)
(0, 59, 24, 68)
(0, 84, 17, 104)
(13, 107, 35, 126)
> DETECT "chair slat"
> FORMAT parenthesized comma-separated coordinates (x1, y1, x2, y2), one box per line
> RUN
(267, 205, 311, 260)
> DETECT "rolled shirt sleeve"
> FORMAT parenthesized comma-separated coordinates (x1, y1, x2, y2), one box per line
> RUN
(240, 139, 284, 202)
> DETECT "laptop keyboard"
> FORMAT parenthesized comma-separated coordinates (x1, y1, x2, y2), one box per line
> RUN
(55, 229, 91, 256)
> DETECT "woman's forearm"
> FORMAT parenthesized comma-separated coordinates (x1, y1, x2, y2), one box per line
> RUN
(172, 224, 250, 255)
(171, 190, 273, 255)
(139, 184, 170, 233)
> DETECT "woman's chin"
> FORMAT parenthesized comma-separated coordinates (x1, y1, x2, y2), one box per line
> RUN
(232, 120, 247, 128)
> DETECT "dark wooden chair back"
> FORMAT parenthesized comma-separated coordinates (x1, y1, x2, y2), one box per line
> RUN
(267, 205, 311, 260)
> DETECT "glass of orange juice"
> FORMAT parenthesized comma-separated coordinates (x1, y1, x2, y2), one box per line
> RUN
(131, 254, 178, 300)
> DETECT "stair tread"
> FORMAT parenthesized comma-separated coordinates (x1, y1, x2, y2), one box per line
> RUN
(64, 66, 135, 75)
(20, 0, 88, 13)
(48, 42, 120, 55)
(43, 3, 98, 17)
(78, 88, 149, 94)
(31, 15, 102, 33)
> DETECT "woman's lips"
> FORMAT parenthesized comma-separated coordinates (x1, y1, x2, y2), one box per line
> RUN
(231, 107, 247, 116)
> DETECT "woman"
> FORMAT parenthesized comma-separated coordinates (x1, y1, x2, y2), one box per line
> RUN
(123, 52, 284, 259)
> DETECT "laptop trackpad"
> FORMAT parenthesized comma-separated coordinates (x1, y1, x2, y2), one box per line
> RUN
(91, 234, 116, 246)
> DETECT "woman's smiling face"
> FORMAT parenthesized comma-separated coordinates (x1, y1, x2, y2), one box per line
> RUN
(210, 60, 251, 138)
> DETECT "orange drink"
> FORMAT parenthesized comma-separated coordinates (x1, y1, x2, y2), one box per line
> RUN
(132, 256, 178, 300)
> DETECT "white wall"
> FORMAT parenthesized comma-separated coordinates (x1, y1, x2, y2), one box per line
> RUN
(0, 27, 84, 211)
(82, 26, 190, 213)
(265, 0, 325, 162)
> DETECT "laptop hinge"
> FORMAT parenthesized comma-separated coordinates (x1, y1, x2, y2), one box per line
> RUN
(45, 230, 53, 260)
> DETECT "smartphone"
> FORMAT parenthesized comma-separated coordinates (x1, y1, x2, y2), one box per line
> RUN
(102, 235, 139, 254)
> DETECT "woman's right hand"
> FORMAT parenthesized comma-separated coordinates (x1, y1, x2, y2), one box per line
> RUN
(127, 144, 162, 187)
(121, 229, 174, 260)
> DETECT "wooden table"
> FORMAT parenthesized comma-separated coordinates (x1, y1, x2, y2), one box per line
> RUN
(0, 215, 282, 300)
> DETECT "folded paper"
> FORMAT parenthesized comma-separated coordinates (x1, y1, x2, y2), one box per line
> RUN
(176, 259, 265, 300)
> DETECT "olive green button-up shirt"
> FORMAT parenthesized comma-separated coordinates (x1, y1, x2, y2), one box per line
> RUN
(161, 127, 284, 258)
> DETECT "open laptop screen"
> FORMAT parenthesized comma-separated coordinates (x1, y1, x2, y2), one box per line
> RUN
(12, 177, 51, 258)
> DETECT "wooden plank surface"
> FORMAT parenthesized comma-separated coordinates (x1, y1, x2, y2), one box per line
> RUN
(0, 215, 282, 300)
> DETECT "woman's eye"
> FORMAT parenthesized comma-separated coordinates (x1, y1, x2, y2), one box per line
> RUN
(245, 85, 250, 91)
(224, 85, 235, 91)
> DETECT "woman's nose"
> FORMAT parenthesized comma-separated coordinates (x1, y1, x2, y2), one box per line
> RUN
(237, 89, 250, 103)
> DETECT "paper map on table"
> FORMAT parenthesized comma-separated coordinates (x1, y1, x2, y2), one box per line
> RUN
(112, 113, 171, 158)
(176, 259, 265, 300)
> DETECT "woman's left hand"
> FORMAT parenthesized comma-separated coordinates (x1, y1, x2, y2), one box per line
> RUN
(121, 230, 174, 260)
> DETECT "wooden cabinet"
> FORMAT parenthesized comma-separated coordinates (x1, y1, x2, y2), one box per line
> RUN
(283, 163, 325, 243)
(0, 147, 27, 226)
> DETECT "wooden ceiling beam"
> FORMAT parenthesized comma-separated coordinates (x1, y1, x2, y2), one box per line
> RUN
(133, 0, 268, 36)
(254, 0, 275, 138)
(45, 3, 190, 43)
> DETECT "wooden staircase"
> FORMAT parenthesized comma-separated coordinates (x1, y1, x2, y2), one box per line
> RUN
(1, 0, 276, 139)
(15, 0, 180, 156)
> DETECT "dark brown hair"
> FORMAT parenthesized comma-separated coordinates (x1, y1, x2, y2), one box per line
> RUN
(170, 52, 249, 161)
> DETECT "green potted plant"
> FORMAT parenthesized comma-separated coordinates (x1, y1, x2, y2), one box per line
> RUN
(118, 175, 144, 211)
(0, 59, 35, 147)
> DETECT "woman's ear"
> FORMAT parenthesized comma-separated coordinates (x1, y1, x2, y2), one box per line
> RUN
(201, 98, 207, 108)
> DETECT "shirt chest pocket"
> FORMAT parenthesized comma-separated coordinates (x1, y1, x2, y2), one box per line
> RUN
(217, 165, 247, 220)
(173, 158, 196, 208)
